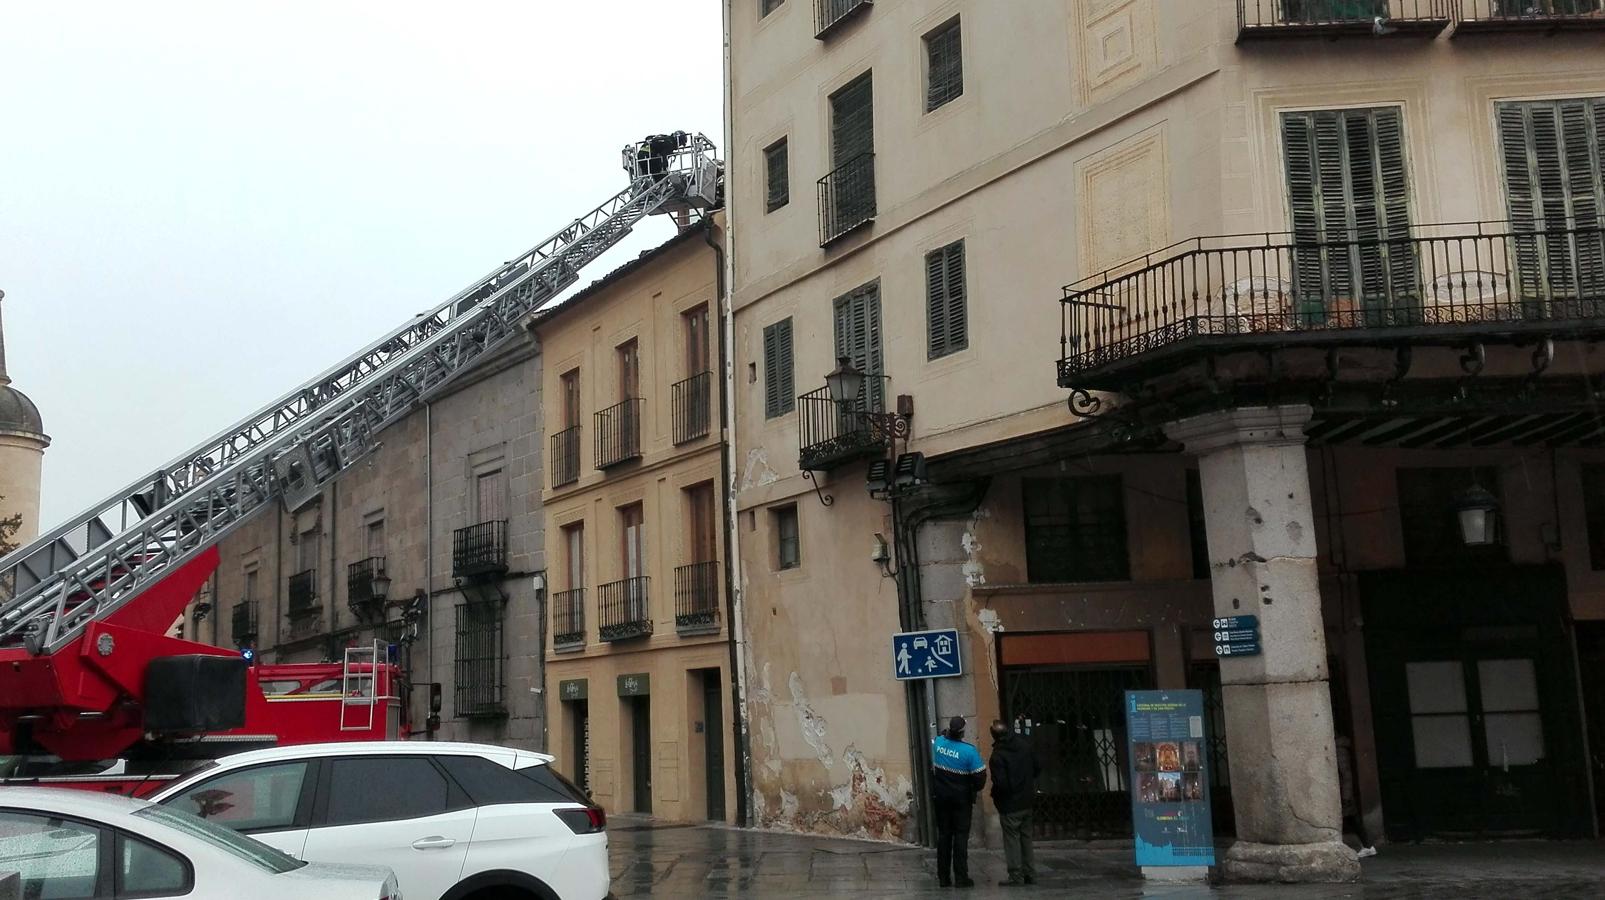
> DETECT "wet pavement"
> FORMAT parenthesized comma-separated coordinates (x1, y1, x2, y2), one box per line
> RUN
(606, 819, 1605, 898)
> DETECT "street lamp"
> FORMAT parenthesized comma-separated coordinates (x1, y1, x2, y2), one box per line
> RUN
(369, 571, 393, 604)
(826, 356, 865, 405)
(1455, 483, 1500, 547)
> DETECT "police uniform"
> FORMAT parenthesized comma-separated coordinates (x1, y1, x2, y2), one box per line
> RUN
(930, 720, 986, 887)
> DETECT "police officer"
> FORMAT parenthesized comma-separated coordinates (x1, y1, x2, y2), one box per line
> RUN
(931, 716, 986, 888)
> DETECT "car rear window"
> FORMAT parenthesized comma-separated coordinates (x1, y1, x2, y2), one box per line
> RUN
(324, 756, 461, 826)
(437, 756, 590, 806)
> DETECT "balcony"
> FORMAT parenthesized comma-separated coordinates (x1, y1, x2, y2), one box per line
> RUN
(1058, 219, 1605, 391)
(815, 0, 872, 39)
(674, 562, 720, 635)
(552, 588, 585, 651)
(1237, 1, 1450, 40)
(599, 577, 652, 642)
(551, 426, 580, 488)
(231, 600, 259, 645)
(594, 398, 642, 469)
(452, 520, 508, 581)
(798, 375, 890, 472)
(1456, 0, 1605, 32)
(817, 153, 876, 247)
(672, 371, 713, 445)
(346, 556, 386, 620)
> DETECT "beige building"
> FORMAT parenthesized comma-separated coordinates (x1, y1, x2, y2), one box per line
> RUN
(0, 290, 50, 551)
(195, 329, 548, 748)
(532, 217, 739, 824)
(725, 0, 1605, 880)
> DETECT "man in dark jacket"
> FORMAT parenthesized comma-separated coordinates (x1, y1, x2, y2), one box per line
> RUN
(931, 716, 986, 888)
(989, 720, 1042, 887)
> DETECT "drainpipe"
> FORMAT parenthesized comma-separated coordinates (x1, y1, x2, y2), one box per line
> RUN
(328, 480, 338, 660)
(425, 399, 435, 739)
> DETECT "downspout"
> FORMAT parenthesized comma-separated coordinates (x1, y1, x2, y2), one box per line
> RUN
(425, 399, 435, 739)
(274, 502, 284, 658)
(328, 480, 338, 660)
(707, 216, 751, 827)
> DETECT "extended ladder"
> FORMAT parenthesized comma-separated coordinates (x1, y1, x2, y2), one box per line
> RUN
(0, 133, 719, 658)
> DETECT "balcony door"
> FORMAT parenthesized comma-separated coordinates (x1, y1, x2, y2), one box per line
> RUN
(688, 483, 717, 566)
(561, 369, 581, 429)
(684, 304, 710, 377)
(832, 282, 885, 412)
(618, 339, 640, 402)
(621, 504, 646, 622)
(475, 469, 505, 525)
(828, 73, 875, 235)
(1282, 106, 1416, 322)
(1497, 98, 1605, 305)
(565, 523, 585, 593)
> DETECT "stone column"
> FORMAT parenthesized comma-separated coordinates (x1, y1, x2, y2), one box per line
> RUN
(1164, 406, 1357, 883)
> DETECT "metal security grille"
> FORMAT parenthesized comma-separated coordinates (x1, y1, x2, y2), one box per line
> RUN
(672, 371, 712, 444)
(925, 18, 963, 112)
(1022, 476, 1130, 583)
(454, 599, 505, 718)
(765, 139, 789, 212)
(925, 240, 967, 359)
(1003, 665, 1153, 839)
(763, 319, 795, 418)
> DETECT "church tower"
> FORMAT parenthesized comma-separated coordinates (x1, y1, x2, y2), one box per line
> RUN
(0, 289, 50, 547)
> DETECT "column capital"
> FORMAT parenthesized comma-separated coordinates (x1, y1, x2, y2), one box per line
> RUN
(1163, 405, 1314, 456)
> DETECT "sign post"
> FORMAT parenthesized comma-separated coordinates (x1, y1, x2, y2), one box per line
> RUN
(1126, 689, 1215, 881)
(1212, 615, 1262, 658)
(891, 628, 962, 681)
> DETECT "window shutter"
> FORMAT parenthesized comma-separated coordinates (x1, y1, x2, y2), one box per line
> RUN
(831, 74, 874, 165)
(1371, 107, 1416, 301)
(765, 139, 789, 213)
(926, 241, 968, 359)
(1283, 113, 1325, 315)
(1561, 99, 1605, 297)
(925, 20, 963, 112)
(1499, 103, 1545, 300)
(777, 319, 794, 412)
(832, 284, 883, 409)
(1499, 99, 1605, 301)
(946, 243, 967, 353)
(925, 249, 948, 359)
(763, 319, 794, 418)
(1314, 111, 1354, 299)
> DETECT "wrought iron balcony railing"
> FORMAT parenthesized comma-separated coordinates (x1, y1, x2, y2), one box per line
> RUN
(553, 587, 585, 650)
(287, 569, 318, 618)
(1058, 219, 1605, 391)
(599, 576, 652, 642)
(674, 561, 720, 635)
(231, 599, 258, 645)
(818, 153, 877, 247)
(346, 556, 386, 619)
(672, 371, 713, 445)
(1238, 1, 1450, 38)
(452, 520, 508, 580)
(816, 0, 872, 38)
(1457, 0, 1605, 31)
(551, 425, 581, 488)
(799, 375, 890, 472)
(595, 398, 642, 469)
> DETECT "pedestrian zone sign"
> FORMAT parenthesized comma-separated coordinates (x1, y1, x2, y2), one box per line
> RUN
(892, 628, 963, 681)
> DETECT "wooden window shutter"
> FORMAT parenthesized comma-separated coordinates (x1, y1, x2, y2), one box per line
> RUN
(765, 139, 789, 213)
(833, 283, 884, 409)
(831, 74, 874, 165)
(763, 319, 794, 418)
(1499, 99, 1605, 300)
(926, 241, 968, 359)
(1283, 112, 1326, 315)
(925, 19, 963, 112)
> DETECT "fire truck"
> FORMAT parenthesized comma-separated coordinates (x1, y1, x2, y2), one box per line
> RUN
(0, 134, 721, 795)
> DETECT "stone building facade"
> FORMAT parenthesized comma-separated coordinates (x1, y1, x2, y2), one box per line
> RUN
(723, 0, 1605, 879)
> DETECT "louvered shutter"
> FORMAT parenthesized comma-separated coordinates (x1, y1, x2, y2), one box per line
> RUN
(833, 283, 884, 410)
(1373, 108, 1417, 305)
(925, 19, 963, 112)
(926, 241, 968, 359)
(765, 139, 789, 213)
(945, 242, 968, 353)
(1499, 104, 1545, 302)
(1562, 100, 1605, 299)
(1283, 113, 1326, 319)
(831, 75, 874, 164)
(1499, 99, 1605, 304)
(763, 319, 794, 418)
(926, 250, 948, 358)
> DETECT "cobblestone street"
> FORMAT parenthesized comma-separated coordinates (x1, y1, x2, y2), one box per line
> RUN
(607, 820, 1605, 899)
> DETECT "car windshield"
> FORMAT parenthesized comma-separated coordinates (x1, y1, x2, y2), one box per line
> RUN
(132, 804, 304, 874)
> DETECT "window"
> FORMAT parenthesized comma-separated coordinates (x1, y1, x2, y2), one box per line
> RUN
(119, 833, 190, 896)
(1396, 467, 1506, 566)
(1023, 476, 1130, 583)
(324, 756, 455, 826)
(763, 318, 795, 418)
(774, 504, 801, 570)
(1496, 98, 1605, 300)
(296, 527, 320, 575)
(831, 73, 874, 167)
(165, 761, 310, 832)
(617, 339, 640, 401)
(561, 368, 581, 429)
(0, 811, 100, 899)
(475, 469, 505, 523)
(925, 240, 968, 359)
(833, 282, 885, 410)
(1185, 469, 1210, 580)
(564, 522, 585, 590)
(132, 805, 303, 875)
(243, 569, 258, 603)
(684, 304, 711, 376)
(1281, 107, 1413, 315)
(621, 503, 646, 580)
(924, 17, 963, 112)
(687, 483, 718, 565)
(825, 73, 876, 239)
(761, 0, 785, 16)
(435, 756, 590, 806)
(365, 518, 385, 559)
(765, 138, 789, 212)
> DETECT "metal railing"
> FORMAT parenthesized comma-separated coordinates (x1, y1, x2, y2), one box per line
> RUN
(815, 0, 872, 38)
(672, 371, 713, 445)
(553, 588, 585, 650)
(287, 569, 318, 617)
(452, 520, 508, 580)
(551, 425, 581, 488)
(1457, 0, 1605, 29)
(231, 600, 258, 645)
(346, 556, 385, 611)
(454, 598, 506, 718)
(1058, 219, 1605, 387)
(595, 398, 642, 469)
(1238, 0, 1449, 35)
(818, 153, 877, 247)
(798, 375, 890, 472)
(599, 576, 652, 642)
(674, 561, 720, 634)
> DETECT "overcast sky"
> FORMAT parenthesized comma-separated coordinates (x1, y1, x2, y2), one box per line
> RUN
(1, 2, 723, 531)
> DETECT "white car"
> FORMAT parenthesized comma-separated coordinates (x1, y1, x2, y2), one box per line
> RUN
(0, 785, 400, 900)
(149, 741, 609, 900)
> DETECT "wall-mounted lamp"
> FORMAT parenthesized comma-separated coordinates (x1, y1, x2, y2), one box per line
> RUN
(531, 572, 546, 594)
(1455, 483, 1501, 547)
(369, 572, 393, 605)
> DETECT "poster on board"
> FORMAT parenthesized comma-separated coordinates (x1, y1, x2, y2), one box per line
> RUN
(1126, 689, 1216, 867)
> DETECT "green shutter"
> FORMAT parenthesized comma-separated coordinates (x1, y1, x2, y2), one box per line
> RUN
(926, 240, 968, 359)
(831, 74, 874, 164)
(765, 139, 789, 213)
(832, 283, 884, 410)
(925, 19, 963, 112)
(1498, 98, 1605, 303)
(1283, 112, 1326, 317)
(763, 318, 794, 418)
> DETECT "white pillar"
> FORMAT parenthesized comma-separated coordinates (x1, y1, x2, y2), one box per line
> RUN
(1164, 406, 1358, 883)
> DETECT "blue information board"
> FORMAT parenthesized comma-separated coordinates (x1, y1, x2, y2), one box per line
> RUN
(1126, 690, 1216, 867)
(891, 628, 962, 680)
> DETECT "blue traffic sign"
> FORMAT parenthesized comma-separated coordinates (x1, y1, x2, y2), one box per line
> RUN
(1211, 615, 1259, 630)
(892, 628, 963, 681)
(241, 648, 255, 662)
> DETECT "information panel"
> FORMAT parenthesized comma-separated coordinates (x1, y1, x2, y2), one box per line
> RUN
(1125, 690, 1216, 868)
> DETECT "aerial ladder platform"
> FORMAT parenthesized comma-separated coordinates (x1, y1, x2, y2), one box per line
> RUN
(0, 133, 721, 761)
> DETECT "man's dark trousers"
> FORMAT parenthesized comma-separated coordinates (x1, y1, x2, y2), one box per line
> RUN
(934, 797, 974, 885)
(999, 808, 1035, 883)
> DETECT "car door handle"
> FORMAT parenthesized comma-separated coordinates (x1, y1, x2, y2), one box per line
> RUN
(411, 836, 456, 850)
